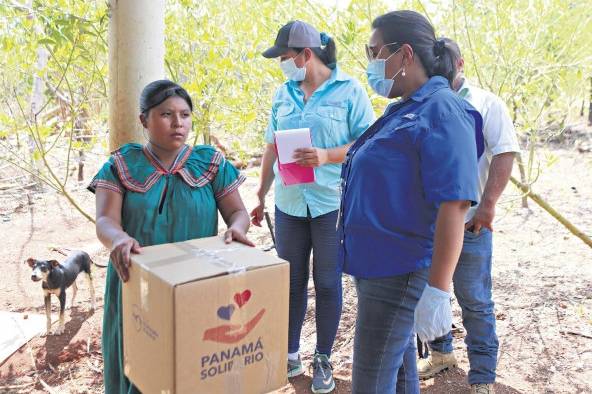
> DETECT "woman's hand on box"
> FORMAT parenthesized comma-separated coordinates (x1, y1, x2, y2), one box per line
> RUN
(224, 226, 255, 247)
(110, 234, 142, 282)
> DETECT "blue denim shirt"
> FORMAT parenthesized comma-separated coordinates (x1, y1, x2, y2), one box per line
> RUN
(265, 66, 375, 218)
(338, 76, 484, 278)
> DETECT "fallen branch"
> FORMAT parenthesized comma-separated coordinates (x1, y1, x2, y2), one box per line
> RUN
(1, 382, 36, 390)
(50, 246, 70, 256)
(0, 174, 26, 182)
(0, 182, 24, 190)
(560, 330, 592, 340)
(37, 377, 58, 394)
(510, 176, 592, 248)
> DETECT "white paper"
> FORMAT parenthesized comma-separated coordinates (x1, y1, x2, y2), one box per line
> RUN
(275, 128, 312, 164)
(0, 311, 51, 364)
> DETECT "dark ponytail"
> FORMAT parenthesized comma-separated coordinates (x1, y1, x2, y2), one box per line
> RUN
(371, 10, 456, 85)
(293, 32, 337, 69)
(439, 37, 463, 80)
(431, 38, 456, 84)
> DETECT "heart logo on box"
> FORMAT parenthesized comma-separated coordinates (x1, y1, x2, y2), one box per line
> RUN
(205, 289, 265, 344)
(234, 290, 251, 308)
(217, 304, 235, 320)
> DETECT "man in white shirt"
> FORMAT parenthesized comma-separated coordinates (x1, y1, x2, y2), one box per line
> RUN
(417, 38, 521, 394)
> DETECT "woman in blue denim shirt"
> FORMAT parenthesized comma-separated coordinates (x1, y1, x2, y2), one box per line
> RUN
(250, 20, 374, 394)
(339, 11, 483, 393)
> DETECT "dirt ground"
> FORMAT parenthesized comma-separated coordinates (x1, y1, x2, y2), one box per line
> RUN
(0, 125, 591, 393)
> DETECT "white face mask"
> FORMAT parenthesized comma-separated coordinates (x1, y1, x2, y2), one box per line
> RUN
(366, 48, 403, 98)
(279, 53, 306, 82)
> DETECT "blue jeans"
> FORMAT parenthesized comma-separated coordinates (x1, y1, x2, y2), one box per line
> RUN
(274, 207, 342, 356)
(429, 229, 498, 385)
(352, 269, 429, 394)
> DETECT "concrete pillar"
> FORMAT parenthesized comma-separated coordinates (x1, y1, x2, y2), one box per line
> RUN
(108, 0, 165, 151)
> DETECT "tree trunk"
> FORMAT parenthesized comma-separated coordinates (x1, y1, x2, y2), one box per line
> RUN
(77, 150, 85, 182)
(27, 2, 48, 191)
(511, 98, 529, 208)
(588, 77, 592, 126)
(515, 153, 529, 208)
(108, 0, 166, 151)
(74, 107, 91, 182)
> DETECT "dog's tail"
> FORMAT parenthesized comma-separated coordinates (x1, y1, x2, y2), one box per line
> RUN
(87, 254, 109, 269)
(90, 256, 109, 268)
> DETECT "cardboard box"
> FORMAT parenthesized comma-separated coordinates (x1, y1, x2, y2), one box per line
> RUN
(122, 236, 289, 394)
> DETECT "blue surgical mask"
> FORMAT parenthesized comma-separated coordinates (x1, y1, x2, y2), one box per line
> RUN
(280, 54, 306, 82)
(366, 49, 402, 98)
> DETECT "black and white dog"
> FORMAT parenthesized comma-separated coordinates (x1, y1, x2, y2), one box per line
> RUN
(27, 251, 96, 335)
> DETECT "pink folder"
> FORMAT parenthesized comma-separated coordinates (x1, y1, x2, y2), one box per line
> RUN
(277, 161, 315, 186)
(274, 130, 315, 186)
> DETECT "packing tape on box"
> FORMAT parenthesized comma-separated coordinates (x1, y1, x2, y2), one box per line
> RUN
(140, 270, 150, 311)
(138, 240, 247, 274)
(175, 241, 247, 274)
(138, 240, 248, 311)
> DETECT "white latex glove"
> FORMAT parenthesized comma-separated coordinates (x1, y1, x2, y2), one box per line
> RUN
(414, 284, 452, 343)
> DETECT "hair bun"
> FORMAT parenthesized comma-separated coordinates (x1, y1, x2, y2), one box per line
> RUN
(433, 39, 446, 57)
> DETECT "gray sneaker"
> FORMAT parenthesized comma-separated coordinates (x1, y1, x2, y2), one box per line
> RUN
(311, 353, 335, 394)
(287, 356, 304, 378)
(471, 383, 495, 394)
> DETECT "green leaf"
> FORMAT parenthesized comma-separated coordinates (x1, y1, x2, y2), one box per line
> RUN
(38, 38, 56, 46)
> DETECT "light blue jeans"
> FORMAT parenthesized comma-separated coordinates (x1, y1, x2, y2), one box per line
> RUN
(429, 229, 498, 385)
(352, 269, 429, 394)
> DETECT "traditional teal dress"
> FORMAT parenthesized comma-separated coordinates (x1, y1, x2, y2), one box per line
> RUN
(88, 143, 245, 393)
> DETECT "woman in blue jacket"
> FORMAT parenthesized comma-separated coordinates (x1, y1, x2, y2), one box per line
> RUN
(339, 10, 483, 393)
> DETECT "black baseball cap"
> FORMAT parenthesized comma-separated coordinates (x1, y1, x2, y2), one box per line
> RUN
(262, 20, 322, 58)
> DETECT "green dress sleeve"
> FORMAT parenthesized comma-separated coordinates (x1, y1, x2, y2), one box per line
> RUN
(212, 154, 246, 200)
(87, 156, 124, 195)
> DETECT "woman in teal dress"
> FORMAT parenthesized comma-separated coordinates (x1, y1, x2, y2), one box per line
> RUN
(89, 80, 253, 393)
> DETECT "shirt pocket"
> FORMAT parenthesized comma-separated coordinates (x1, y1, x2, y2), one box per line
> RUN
(316, 104, 349, 146)
(394, 120, 418, 132)
(378, 119, 418, 142)
(275, 101, 299, 130)
(367, 120, 418, 163)
(387, 119, 420, 145)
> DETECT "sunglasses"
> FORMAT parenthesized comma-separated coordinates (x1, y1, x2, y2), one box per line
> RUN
(365, 41, 400, 61)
